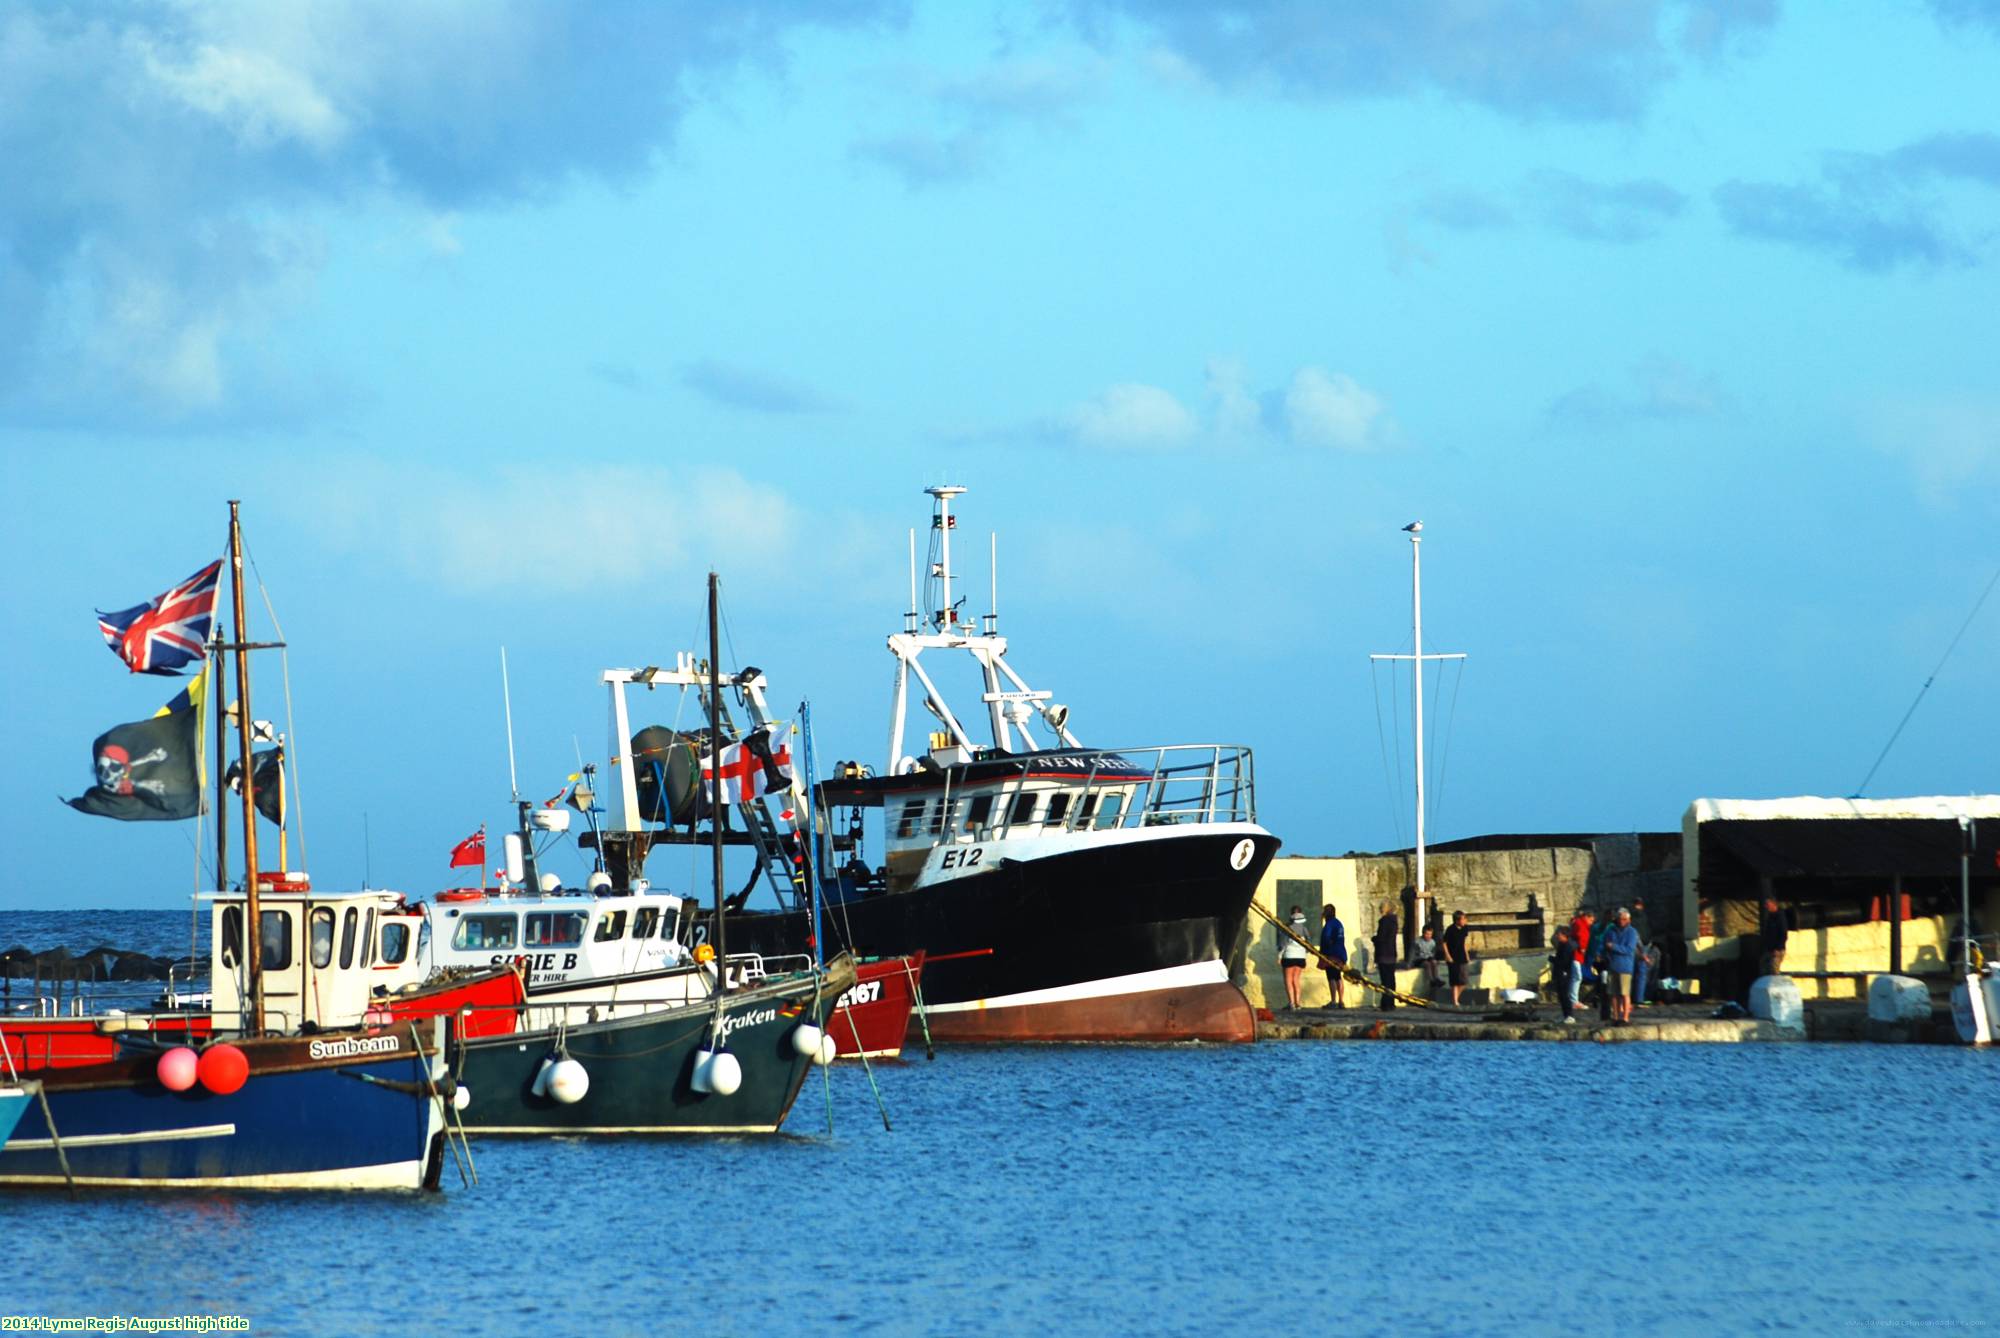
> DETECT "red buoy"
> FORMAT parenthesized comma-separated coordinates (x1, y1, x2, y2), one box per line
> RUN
(197, 1042, 250, 1095)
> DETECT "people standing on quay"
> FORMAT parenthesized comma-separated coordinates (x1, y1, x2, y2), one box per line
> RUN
(1319, 905, 1347, 1009)
(1759, 897, 1790, 977)
(1279, 905, 1309, 1010)
(1569, 907, 1596, 1016)
(1440, 910, 1472, 1007)
(1372, 902, 1400, 1010)
(1549, 925, 1577, 1024)
(1413, 924, 1440, 998)
(1599, 907, 1641, 1025)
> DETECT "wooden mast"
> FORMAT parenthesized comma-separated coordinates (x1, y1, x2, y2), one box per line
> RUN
(227, 501, 265, 1034)
(707, 572, 728, 1028)
(212, 627, 228, 892)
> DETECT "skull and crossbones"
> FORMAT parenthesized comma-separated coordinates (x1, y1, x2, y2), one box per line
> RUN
(96, 743, 169, 796)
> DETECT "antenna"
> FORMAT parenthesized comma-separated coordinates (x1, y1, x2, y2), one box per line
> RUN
(988, 531, 998, 634)
(501, 646, 520, 801)
(906, 529, 918, 633)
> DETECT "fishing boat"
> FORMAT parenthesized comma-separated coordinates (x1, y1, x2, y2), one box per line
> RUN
(601, 486, 1278, 1043)
(448, 572, 850, 1133)
(0, 1024, 452, 1191)
(4, 502, 469, 1190)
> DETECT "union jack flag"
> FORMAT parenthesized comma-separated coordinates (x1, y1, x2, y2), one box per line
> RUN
(97, 559, 222, 675)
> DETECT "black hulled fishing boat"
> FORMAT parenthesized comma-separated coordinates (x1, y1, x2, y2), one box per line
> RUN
(598, 486, 1278, 1043)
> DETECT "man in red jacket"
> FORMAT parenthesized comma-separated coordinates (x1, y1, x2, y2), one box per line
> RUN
(1568, 909, 1595, 1016)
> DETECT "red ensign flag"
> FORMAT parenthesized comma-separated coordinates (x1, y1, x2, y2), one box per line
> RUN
(448, 829, 485, 869)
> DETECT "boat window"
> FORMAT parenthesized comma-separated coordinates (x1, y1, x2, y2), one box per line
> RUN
(339, 907, 357, 969)
(1009, 792, 1037, 826)
(220, 906, 242, 968)
(633, 907, 659, 940)
(896, 800, 925, 839)
(1076, 794, 1098, 827)
(593, 910, 628, 943)
(360, 909, 377, 967)
(525, 911, 587, 948)
(452, 914, 518, 951)
(1095, 793, 1124, 830)
(380, 921, 411, 964)
(928, 798, 954, 836)
(1045, 793, 1071, 827)
(260, 909, 292, 971)
(965, 794, 993, 831)
(309, 907, 334, 969)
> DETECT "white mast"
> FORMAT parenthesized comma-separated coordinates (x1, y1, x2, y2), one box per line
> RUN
(1370, 522, 1465, 941)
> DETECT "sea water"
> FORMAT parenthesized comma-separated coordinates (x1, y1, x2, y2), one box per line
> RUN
(4, 911, 1995, 1336)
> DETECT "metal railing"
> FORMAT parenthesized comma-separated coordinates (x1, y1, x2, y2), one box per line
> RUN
(933, 743, 1258, 840)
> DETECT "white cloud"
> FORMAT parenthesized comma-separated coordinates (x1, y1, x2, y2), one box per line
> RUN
(1060, 382, 1199, 449)
(1205, 356, 1262, 440)
(141, 38, 349, 152)
(1863, 397, 2000, 504)
(1283, 367, 1390, 450)
(288, 461, 802, 595)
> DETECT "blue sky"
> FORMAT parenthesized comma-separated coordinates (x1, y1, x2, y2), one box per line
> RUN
(3, 0, 1996, 911)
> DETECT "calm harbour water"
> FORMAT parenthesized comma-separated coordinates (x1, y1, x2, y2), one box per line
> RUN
(5, 911, 1996, 1336)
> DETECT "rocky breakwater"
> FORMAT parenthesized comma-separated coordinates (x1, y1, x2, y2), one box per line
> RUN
(2, 942, 200, 984)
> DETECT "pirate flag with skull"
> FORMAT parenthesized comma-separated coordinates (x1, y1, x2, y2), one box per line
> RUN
(66, 670, 207, 822)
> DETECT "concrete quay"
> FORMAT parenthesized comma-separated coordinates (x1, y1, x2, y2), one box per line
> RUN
(1257, 1002, 1800, 1043)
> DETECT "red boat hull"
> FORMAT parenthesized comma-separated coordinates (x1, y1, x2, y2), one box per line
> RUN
(823, 954, 924, 1060)
(1, 970, 524, 1072)
(914, 978, 1255, 1044)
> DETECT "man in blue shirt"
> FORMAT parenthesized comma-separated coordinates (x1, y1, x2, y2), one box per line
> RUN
(1598, 907, 1642, 1025)
(1319, 906, 1347, 1009)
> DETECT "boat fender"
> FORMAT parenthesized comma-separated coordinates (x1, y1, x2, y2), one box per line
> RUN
(452, 1083, 472, 1112)
(691, 1047, 742, 1096)
(693, 943, 716, 964)
(816, 1034, 838, 1066)
(790, 1022, 824, 1058)
(157, 1046, 199, 1092)
(530, 1056, 555, 1098)
(546, 1057, 590, 1104)
(197, 1043, 250, 1095)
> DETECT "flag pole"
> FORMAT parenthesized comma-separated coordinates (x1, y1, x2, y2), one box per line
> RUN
(708, 571, 729, 1032)
(227, 501, 265, 1035)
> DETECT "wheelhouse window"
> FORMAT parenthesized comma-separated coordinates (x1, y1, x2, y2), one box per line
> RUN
(633, 907, 659, 940)
(593, 910, 628, 943)
(220, 906, 243, 968)
(360, 909, 376, 967)
(1075, 794, 1099, 829)
(526, 911, 586, 948)
(380, 921, 411, 964)
(1009, 792, 1037, 826)
(1045, 793, 1071, 827)
(896, 800, 925, 838)
(1094, 793, 1124, 830)
(309, 908, 334, 969)
(965, 794, 994, 832)
(928, 798, 954, 836)
(339, 907, 358, 969)
(452, 914, 518, 951)
(260, 910, 292, 971)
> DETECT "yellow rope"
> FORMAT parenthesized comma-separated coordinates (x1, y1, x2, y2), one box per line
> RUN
(1252, 901, 1438, 1009)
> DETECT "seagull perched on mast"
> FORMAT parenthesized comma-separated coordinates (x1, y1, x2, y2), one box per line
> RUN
(1403, 521, 1422, 533)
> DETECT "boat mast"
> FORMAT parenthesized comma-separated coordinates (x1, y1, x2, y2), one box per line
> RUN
(1369, 522, 1465, 944)
(211, 626, 228, 892)
(226, 501, 265, 1034)
(708, 572, 727, 1022)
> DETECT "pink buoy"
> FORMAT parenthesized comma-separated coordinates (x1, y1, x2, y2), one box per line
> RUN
(197, 1043, 250, 1095)
(157, 1046, 199, 1092)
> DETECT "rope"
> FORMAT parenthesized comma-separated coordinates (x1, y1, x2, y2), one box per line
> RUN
(1431, 657, 1467, 836)
(904, 957, 935, 1062)
(32, 1080, 77, 1196)
(1852, 564, 2000, 797)
(246, 543, 307, 871)
(836, 997, 892, 1131)
(1249, 901, 1443, 1010)
(1368, 659, 1405, 847)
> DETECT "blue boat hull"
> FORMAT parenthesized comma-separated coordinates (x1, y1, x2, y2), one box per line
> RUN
(0, 1032, 446, 1191)
(0, 1087, 30, 1149)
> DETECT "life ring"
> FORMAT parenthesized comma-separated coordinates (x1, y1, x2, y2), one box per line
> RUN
(437, 888, 485, 903)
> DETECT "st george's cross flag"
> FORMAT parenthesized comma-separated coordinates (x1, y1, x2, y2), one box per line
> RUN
(699, 726, 795, 805)
(98, 559, 223, 675)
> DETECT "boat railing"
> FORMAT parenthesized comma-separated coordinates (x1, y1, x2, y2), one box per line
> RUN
(978, 743, 1257, 835)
